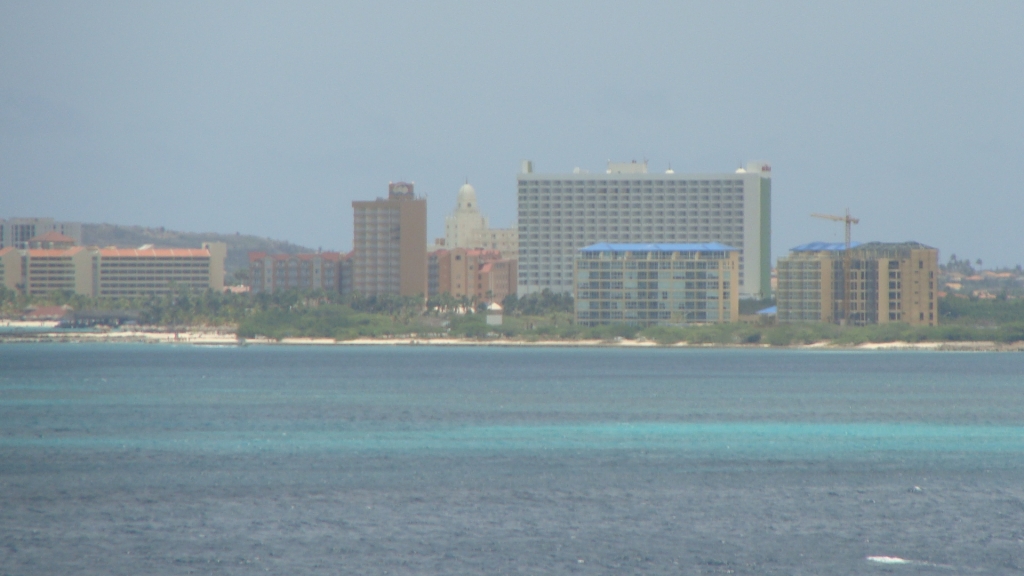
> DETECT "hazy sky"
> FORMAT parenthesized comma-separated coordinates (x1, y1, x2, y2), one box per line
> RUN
(2, 2, 1022, 266)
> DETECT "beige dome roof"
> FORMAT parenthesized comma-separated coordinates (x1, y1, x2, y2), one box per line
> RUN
(457, 182, 477, 210)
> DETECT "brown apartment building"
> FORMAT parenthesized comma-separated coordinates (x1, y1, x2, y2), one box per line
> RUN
(352, 182, 427, 297)
(249, 251, 351, 294)
(777, 241, 939, 326)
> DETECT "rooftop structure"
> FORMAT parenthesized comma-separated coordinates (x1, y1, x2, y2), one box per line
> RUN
(27, 231, 77, 250)
(0, 218, 82, 249)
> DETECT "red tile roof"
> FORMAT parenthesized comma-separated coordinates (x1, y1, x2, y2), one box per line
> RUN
(29, 231, 76, 244)
(250, 251, 344, 262)
(463, 249, 503, 259)
(99, 248, 211, 257)
(27, 247, 89, 257)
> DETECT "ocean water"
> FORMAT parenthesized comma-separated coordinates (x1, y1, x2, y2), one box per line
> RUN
(2, 345, 1023, 575)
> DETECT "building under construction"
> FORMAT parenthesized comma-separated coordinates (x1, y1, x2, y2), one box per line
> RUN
(776, 241, 939, 326)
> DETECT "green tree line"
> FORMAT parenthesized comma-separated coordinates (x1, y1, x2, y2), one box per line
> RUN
(5, 286, 1024, 344)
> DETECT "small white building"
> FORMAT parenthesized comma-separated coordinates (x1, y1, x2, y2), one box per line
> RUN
(485, 302, 503, 326)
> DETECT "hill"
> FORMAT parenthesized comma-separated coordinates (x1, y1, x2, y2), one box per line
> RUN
(82, 224, 316, 275)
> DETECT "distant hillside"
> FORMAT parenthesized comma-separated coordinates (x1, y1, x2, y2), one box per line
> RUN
(82, 224, 316, 275)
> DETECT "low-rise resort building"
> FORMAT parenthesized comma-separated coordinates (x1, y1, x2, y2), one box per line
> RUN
(0, 234, 227, 297)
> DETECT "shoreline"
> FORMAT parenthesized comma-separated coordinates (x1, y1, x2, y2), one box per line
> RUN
(1, 324, 1022, 351)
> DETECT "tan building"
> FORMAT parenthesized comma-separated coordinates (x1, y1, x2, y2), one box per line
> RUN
(204, 242, 227, 291)
(249, 251, 348, 293)
(23, 247, 96, 296)
(427, 249, 451, 298)
(776, 241, 939, 326)
(0, 240, 227, 298)
(352, 182, 427, 297)
(428, 248, 517, 303)
(97, 243, 226, 297)
(574, 243, 740, 327)
(475, 227, 518, 260)
(478, 259, 517, 303)
(0, 248, 22, 292)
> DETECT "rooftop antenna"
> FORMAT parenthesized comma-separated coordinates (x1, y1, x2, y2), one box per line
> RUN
(811, 209, 860, 326)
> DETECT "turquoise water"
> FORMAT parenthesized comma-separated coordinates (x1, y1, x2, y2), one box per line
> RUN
(2, 345, 1024, 574)
(6, 422, 1024, 454)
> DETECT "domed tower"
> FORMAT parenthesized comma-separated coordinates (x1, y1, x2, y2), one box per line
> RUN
(456, 182, 478, 212)
(445, 181, 488, 249)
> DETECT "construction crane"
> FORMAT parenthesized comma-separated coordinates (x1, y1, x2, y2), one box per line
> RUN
(811, 209, 860, 326)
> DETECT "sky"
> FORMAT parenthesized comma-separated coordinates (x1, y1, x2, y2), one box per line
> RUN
(2, 1, 1022, 266)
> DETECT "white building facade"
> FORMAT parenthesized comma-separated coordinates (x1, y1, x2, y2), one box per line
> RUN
(444, 183, 489, 249)
(517, 160, 772, 299)
(443, 182, 518, 259)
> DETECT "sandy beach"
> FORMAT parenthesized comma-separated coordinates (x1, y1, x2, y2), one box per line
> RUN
(2, 322, 1022, 351)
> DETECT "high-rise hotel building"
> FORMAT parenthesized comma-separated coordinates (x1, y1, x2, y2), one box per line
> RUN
(352, 182, 427, 297)
(517, 160, 772, 299)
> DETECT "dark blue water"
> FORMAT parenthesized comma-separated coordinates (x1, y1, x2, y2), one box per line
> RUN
(2, 345, 1023, 575)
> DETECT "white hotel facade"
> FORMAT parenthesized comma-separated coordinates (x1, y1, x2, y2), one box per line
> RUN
(516, 160, 772, 299)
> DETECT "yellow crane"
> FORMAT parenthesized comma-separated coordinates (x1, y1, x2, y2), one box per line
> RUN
(811, 209, 860, 326)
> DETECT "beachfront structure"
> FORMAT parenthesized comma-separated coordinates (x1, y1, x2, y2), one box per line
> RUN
(573, 243, 740, 327)
(248, 251, 349, 294)
(352, 182, 427, 297)
(517, 160, 771, 299)
(443, 182, 518, 259)
(428, 248, 518, 303)
(776, 241, 939, 326)
(0, 218, 82, 249)
(0, 241, 227, 297)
